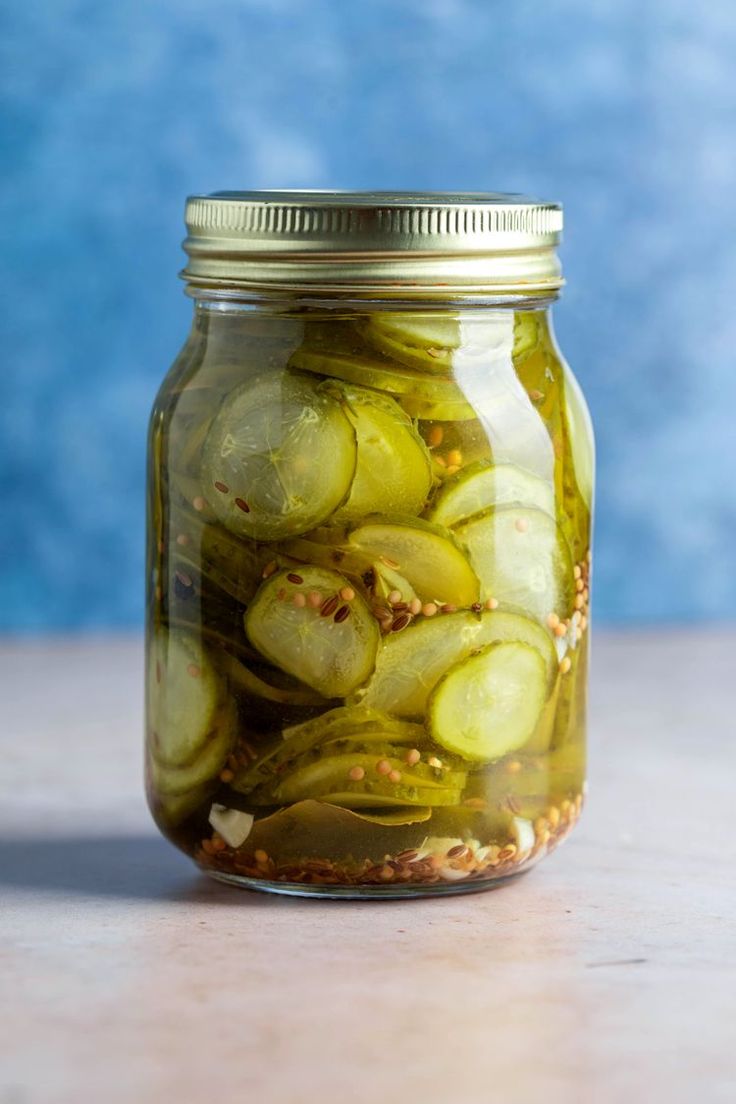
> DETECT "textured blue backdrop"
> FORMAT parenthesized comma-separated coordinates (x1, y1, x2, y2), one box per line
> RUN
(2, 1, 735, 630)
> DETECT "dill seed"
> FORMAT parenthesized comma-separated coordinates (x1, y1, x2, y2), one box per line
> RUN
(234, 497, 250, 513)
(447, 844, 467, 859)
(334, 605, 350, 623)
(213, 481, 229, 494)
(320, 595, 339, 618)
(262, 561, 278, 578)
(287, 572, 304, 585)
(392, 614, 410, 632)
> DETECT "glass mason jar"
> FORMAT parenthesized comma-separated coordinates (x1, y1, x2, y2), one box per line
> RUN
(146, 191, 593, 898)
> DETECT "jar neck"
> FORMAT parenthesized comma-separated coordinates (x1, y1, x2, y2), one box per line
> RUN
(188, 287, 559, 318)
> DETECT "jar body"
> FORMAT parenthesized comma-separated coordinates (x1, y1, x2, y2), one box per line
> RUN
(146, 299, 593, 897)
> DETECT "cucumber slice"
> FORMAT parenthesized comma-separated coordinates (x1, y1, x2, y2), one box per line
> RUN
(219, 651, 326, 707)
(356, 608, 557, 718)
(147, 631, 225, 768)
(153, 784, 214, 828)
(231, 706, 424, 793)
(563, 370, 595, 510)
(512, 312, 541, 361)
(454, 506, 574, 624)
(350, 807, 433, 825)
(201, 374, 357, 541)
(245, 566, 379, 697)
(290, 342, 470, 406)
(317, 790, 460, 810)
(427, 461, 555, 527)
(428, 642, 547, 762)
(362, 314, 463, 374)
(347, 516, 479, 606)
(149, 698, 237, 795)
(249, 751, 466, 807)
(323, 382, 432, 522)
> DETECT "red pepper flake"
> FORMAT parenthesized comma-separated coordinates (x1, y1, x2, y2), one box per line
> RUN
(213, 481, 229, 494)
(334, 604, 350, 623)
(320, 595, 340, 618)
(287, 573, 304, 585)
(234, 498, 250, 513)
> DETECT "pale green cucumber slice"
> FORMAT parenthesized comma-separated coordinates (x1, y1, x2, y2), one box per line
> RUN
(563, 370, 595, 509)
(399, 394, 477, 421)
(231, 707, 424, 793)
(427, 461, 555, 527)
(512, 312, 541, 361)
(154, 784, 214, 828)
(147, 631, 225, 768)
(250, 751, 466, 806)
(356, 608, 557, 718)
(322, 382, 433, 522)
(350, 806, 433, 825)
(453, 506, 574, 624)
(316, 790, 460, 810)
(362, 314, 463, 374)
(245, 566, 379, 697)
(347, 516, 479, 606)
(290, 344, 468, 403)
(201, 374, 357, 541)
(219, 651, 326, 707)
(149, 699, 236, 795)
(428, 641, 547, 762)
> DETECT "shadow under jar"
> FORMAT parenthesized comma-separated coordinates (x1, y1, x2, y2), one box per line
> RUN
(146, 191, 594, 898)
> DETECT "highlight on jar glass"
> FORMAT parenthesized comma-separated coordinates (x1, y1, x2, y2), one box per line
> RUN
(145, 191, 594, 898)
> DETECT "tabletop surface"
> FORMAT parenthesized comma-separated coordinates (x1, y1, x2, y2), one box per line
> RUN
(1, 629, 735, 1104)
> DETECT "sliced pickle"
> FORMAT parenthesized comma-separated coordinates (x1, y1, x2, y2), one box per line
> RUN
(290, 343, 469, 404)
(356, 608, 557, 718)
(231, 706, 425, 793)
(454, 506, 574, 624)
(220, 651, 326, 707)
(149, 698, 237, 795)
(147, 631, 225, 768)
(248, 751, 466, 807)
(428, 642, 547, 762)
(512, 311, 541, 361)
(154, 784, 214, 828)
(347, 516, 479, 606)
(426, 461, 555, 527)
(351, 807, 432, 825)
(361, 313, 464, 374)
(201, 374, 357, 541)
(322, 382, 433, 522)
(373, 562, 419, 605)
(245, 566, 379, 697)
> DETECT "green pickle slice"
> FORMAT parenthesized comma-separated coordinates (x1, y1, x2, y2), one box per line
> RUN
(245, 566, 379, 697)
(453, 505, 574, 624)
(147, 631, 225, 768)
(249, 751, 466, 808)
(347, 516, 479, 606)
(323, 382, 433, 522)
(361, 313, 465, 374)
(357, 608, 557, 718)
(201, 373, 357, 541)
(428, 641, 547, 762)
(427, 461, 555, 527)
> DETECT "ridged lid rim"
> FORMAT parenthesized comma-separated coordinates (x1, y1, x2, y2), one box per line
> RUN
(181, 190, 563, 296)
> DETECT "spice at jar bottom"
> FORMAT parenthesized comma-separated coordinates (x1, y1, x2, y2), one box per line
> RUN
(145, 191, 593, 899)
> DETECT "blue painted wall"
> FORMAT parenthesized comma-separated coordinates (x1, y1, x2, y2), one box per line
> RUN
(2, 0, 735, 630)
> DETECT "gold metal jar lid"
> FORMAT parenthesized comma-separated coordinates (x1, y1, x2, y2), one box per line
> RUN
(182, 190, 563, 297)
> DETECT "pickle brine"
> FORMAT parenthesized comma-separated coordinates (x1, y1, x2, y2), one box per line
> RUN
(147, 306, 591, 894)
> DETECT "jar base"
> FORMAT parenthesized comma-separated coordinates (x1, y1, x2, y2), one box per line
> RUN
(201, 864, 532, 900)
